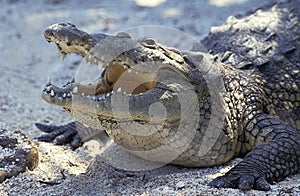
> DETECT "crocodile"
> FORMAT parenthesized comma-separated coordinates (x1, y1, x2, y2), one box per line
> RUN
(36, 0, 300, 191)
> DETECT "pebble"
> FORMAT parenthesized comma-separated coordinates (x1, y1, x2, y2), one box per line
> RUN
(163, 186, 172, 191)
(175, 181, 185, 189)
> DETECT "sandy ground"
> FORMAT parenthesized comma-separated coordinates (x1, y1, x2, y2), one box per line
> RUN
(0, 0, 299, 195)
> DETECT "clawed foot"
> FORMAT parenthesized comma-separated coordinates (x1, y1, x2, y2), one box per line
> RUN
(36, 121, 83, 149)
(209, 169, 271, 191)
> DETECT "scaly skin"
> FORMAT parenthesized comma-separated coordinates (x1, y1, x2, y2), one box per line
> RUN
(200, 0, 300, 189)
(37, 0, 300, 191)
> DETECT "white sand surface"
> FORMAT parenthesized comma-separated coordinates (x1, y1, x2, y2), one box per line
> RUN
(0, 0, 299, 195)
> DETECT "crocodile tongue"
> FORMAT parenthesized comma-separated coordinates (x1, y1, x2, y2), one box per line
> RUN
(104, 62, 157, 95)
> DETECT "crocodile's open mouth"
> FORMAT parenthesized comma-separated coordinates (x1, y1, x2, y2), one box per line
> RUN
(43, 58, 158, 106)
(43, 46, 158, 106)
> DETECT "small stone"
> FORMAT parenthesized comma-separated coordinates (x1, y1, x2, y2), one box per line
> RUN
(176, 181, 185, 189)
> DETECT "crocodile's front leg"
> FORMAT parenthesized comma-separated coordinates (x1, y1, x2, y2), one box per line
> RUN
(36, 121, 110, 149)
(36, 121, 83, 148)
(209, 112, 300, 190)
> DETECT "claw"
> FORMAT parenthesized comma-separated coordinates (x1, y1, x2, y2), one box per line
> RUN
(255, 177, 271, 191)
(36, 122, 83, 149)
(238, 175, 255, 190)
(70, 134, 83, 149)
(209, 172, 271, 191)
(35, 123, 57, 133)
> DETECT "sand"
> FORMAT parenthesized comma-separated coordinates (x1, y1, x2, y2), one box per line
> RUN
(0, 0, 299, 195)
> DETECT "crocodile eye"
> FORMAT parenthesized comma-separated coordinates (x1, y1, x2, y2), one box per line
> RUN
(141, 38, 157, 48)
(116, 32, 131, 38)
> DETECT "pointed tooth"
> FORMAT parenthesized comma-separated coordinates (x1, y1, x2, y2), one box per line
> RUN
(106, 93, 110, 97)
(70, 77, 76, 83)
(117, 87, 122, 93)
(50, 90, 55, 97)
(98, 63, 103, 70)
(85, 57, 89, 63)
(128, 69, 132, 73)
(85, 55, 90, 62)
(67, 93, 72, 98)
(62, 93, 67, 98)
(46, 77, 51, 86)
(73, 86, 78, 94)
(61, 53, 67, 61)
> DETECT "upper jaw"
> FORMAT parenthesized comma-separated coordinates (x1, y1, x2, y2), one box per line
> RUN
(44, 22, 93, 60)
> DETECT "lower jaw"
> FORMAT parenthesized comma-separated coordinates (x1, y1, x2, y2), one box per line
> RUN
(41, 78, 156, 108)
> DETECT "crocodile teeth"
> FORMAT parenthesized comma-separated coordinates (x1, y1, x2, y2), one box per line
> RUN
(106, 93, 110, 97)
(128, 69, 132, 73)
(62, 93, 67, 98)
(117, 87, 122, 93)
(70, 77, 76, 83)
(98, 63, 104, 70)
(73, 87, 78, 94)
(61, 52, 67, 61)
(67, 93, 72, 98)
(85, 55, 90, 62)
(50, 90, 55, 97)
(47, 77, 51, 85)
